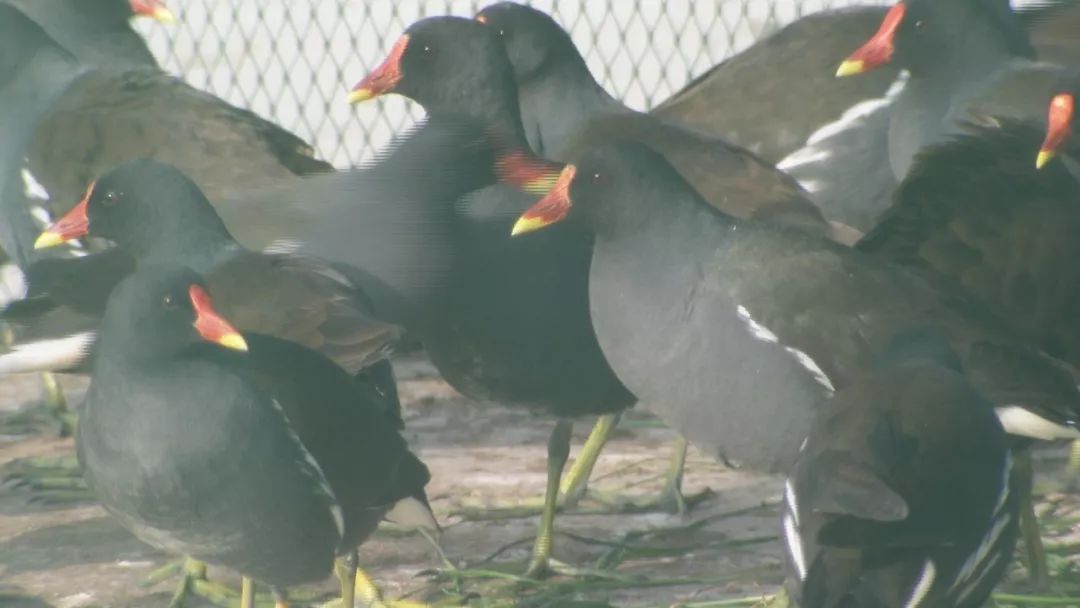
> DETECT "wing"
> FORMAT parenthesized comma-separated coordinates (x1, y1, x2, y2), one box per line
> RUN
(219, 334, 429, 543)
(28, 68, 331, 244)
(652, 6, 901, 162)
(206, 251, 402, 376)
(859, 121, 1080, 366)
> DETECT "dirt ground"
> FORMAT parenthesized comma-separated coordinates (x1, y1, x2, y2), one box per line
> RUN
(2, 356, 1080, 608)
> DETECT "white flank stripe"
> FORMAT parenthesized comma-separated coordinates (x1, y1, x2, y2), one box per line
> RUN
(784, 479, 800, 528)
(785, 346, 835, 394)
(735, 305, 835, 393)
(268, 399, 345, 540)
(807, 73, 908, 147)
(903, 559, 936, 608)
(0, 332, 95, 374)
(736, 305, 779, 343)
(994, 406, 1080, 440)
(783, 513, 807, 582)
(21, 167, 50, 201)
(952, 452, 1014, 604)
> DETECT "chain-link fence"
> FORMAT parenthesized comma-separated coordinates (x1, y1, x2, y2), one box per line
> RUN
(132, 1, 882, 167)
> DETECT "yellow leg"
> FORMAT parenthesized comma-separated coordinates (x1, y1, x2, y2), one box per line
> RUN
(524, 419, 573, 579)
(659, 434, 690, 515)
(240, 577, 254, 608)
(336, 552, 357, 608)
(559, 413, 621, 507)
(1069, 439, 1080, 474)
(162, 558, 236, 608)
(1015, 450, 1050, 590)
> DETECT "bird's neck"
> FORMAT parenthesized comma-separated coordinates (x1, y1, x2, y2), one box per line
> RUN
(135, 222, 239, 273)
(518, 59, 621, 158)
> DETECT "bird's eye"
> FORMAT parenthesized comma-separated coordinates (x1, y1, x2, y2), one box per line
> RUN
(498, 29, 505, 37)
(162, 294, 176, 310)
(593, 172, 602, 180)
(914, 20, 924, 29)
(422, 45, 432, 53)
(103, 191, 119, 206)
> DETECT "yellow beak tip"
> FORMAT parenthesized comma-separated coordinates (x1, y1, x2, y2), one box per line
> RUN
(511, 217, 546, 236)
(153, 8, 177, 24)
(347, 89, 374, 105)
(33, 231, 65, 250)
(219, 333, 249, 352)
(835, 60, 865, 78)
(1036, 150, 1055, 170)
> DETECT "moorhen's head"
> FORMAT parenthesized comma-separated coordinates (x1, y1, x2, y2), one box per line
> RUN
(122, 0, 175, 23)
(104, 265, 247, 360)
(348, 16, 517, 116)
(1037, 77, 1078, 169)
(35, 158, 228, 257)
(511, 141, 692, 235)
(475, 2, 581, 84)
(836, 0, 1033, 78)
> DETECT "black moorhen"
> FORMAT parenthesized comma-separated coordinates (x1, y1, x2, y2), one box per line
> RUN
(511, 141, 1080, 472)
(27, 159, 402, 382)
(3, 113, 508, 378)
(784, 328, 1019, 608)
(3, 0, 173, 70)
(650, 2, 1080, 162)
(779, 0, 1077, 233)
(79, 264, 433, 608)
(348, 16, 636, 577)
(837, 0, 1052, 180)
(471, 3, 832, 236)
(0, 2, 330, 250)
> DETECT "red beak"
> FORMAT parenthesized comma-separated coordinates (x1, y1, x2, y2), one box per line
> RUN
(349, 34, 409, 104)
(836, 2, 906, 77)
(128, 0, 175, 23)
(495, 150, 565, 195)
(189, 285, 248, 351)
(1037, 93, 1075, 169)
(511, 165, 576, 236)
(35, 184, 92, 249)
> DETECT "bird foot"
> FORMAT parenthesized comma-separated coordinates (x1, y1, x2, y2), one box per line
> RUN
(588, 486, 714, 516)
(143, 559, 235, 608)
(1, 456, 93, 505)
(0, 399, 77, 438)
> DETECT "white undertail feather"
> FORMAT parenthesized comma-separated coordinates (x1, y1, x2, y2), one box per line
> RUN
(0, 263, 28, 310)
(994, 406, 1079, 440)
(384, 496, 440, 533)
(903, 559, 937, 608)
(0, 332, 95, 374)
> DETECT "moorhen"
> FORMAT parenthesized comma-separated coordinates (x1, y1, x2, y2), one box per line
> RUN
(784, 328, 1019, 607)
(79, 264, 434, 607)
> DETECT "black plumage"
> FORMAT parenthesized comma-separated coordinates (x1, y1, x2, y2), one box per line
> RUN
(79, 265, 430, 588)
(784, 329, 1019, 608)
(511, 141, 1080, 470)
